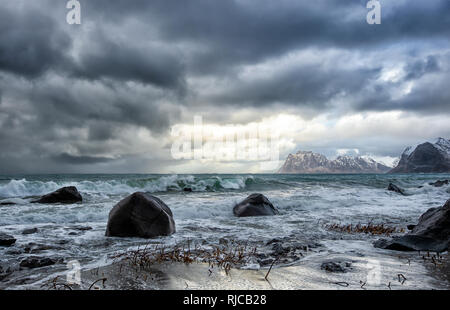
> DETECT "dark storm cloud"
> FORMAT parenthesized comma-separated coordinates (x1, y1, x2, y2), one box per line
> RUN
(403, 55, 440, 81)
(0, 0, 449, 173)
(0, 6, 71, 78)
(70, 32, 186, 90)
(53, 153, 116, 164)
(83, 0, 450, 75)
(207, 65, 382, 108)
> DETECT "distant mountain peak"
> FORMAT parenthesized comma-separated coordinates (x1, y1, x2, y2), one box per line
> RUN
(390, 137, 450, 173)
(278, 150, 391, 174)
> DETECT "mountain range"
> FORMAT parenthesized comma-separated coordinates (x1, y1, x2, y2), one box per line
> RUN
(278, 137, 450, 174)
(278, 151, 391, 174)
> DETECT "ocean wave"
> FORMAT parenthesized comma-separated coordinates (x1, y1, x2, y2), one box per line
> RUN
(0, 175, 257, 198)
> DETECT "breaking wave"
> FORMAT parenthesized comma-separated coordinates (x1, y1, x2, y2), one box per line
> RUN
(0, 175, 260, 198)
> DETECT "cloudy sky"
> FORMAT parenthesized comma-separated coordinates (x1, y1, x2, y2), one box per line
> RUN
(0, 0, 449, 173)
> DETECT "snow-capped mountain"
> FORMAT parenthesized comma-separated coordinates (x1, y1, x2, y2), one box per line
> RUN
(278, 151, 391, 173)
(390, 137, 450, 173)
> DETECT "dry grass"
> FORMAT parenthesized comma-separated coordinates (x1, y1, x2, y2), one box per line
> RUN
(112, 239, 258, 275)
(324, 222, 405, 236)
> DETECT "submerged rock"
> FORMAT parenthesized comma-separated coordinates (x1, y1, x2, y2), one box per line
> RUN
(233, 193, 279, 217)
(0, 202, 15, 206)
(32, 186, 82, 204)
(429, 180, 449, 187)
(0, 233, 16, 246)
(105, 192, 176, 238)
(375, 199, 450, 252)
(20, 256, 56, 269)
(387, 183, 406, 195)
(22, 228, 38, 235)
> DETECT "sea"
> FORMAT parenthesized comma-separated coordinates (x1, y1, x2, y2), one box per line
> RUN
(0, 173, 449, 289)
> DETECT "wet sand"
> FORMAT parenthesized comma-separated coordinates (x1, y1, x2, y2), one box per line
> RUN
(76, 242, 449, 290)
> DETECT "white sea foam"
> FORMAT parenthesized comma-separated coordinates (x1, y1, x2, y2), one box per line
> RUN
(0, 175, 256, 198)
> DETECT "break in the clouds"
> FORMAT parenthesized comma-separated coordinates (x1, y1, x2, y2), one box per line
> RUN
(0, 0, 449, 173)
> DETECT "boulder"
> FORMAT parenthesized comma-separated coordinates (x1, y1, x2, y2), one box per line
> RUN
(0, 233, 16, 246)
(20, 256, 56, 269)
(429, 180, 449, 187)
(374, 199, 450, 252)
(105, 192, 176, 238)
(387, 183, 406, 195)
(32, 186, 82, 204)
(233, 193, 279, 217)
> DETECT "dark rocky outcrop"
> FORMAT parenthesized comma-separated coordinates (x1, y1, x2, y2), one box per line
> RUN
(233, 193, 279, 217)
(429, 180, 449, 187)
(390, 138, 450, 173)
(105, 192, 176, 238)
(20, 256, 56, 269)
(387, 183, 406, 195)
(0, 233, 16, 246)
(374, 199, 450, 252)
(32, 186, 82, 204)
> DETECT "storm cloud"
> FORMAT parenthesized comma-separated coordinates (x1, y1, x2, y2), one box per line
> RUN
(0, 0, 449, 173)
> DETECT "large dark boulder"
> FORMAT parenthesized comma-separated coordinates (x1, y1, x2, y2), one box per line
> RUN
(375, 199, 450, 252)
(32, 186, 82, 204)
(0, 233, 16, 247)
(387, 183, 406, 195)
(233, 193, 279, 217)
(105, 192, 176, 238)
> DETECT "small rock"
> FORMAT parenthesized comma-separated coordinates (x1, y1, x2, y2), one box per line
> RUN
(266, 238, 281, 245)
(0, 202, 15, 206)
(20, 257, 56, 269)
(23, 243, 63, 254)
(271, 243, 289, 256)
(183, 187, 193, 192)
(429, 180, 449, 187)
(22, 228, 38, 235)
(260, 258, 275, 266)
(388, 183, 406, 195)
(321, 261, 352, 273)
(0, 233, 16, 247)
(69, 225, 92, 231)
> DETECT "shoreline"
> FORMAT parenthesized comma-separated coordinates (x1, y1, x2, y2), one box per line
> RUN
(33, 239, 449, 290)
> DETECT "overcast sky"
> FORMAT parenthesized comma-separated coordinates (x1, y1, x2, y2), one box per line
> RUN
(0, 0, 449, 173)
